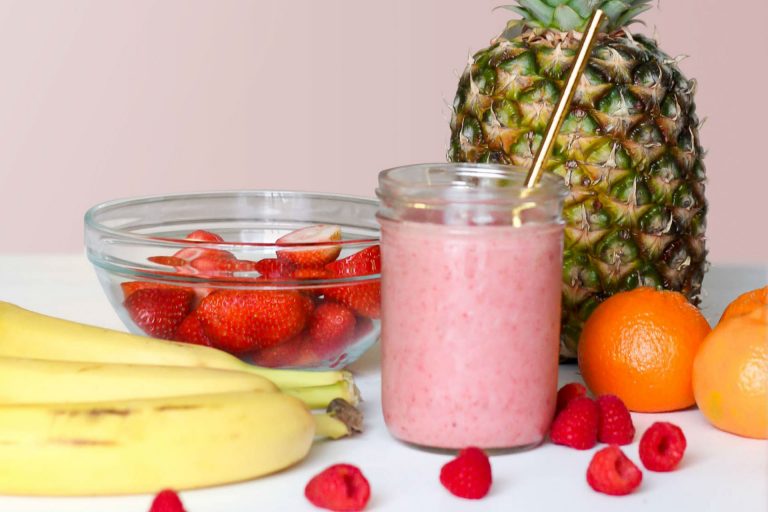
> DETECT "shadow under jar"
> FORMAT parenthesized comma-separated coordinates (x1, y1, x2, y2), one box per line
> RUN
(377, 163, 567, 451)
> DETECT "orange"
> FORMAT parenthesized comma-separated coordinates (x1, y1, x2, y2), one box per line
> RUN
(577, 287, 711, 412)
(693, 306, 768, 439)
(720, 286, 768, 322)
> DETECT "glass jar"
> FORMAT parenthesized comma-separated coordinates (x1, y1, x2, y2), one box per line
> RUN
(377, 163, 567, 450)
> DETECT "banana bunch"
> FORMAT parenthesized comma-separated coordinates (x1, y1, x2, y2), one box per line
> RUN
(0, 301, 364, 496)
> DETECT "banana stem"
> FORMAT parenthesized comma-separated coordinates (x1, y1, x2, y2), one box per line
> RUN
(313, 398, 364, 439)
(314, 414, 352, 439)
(245, 366, 352, 389)
(283, 380, 361, 410)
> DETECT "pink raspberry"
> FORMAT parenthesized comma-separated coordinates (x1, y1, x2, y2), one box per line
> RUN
(587, 445, 643, 496)
(639, 422, 687, 472)
(149, 489, 186, 512)
(439, 447, 493, 499)
(556, 382, 588, 414)
(305, 463, 371, 511)
(550, 396, 599, 450)
(596, 394, 635, 445)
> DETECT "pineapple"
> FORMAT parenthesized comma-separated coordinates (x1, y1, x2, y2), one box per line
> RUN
(449, 0, 707, 359)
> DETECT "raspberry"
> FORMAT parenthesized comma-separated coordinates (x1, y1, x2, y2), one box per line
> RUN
(439, 447, 492, 499)
(550, 396, 599, 449)
(639, 422, 687, 472)
(587, 445, 643, 496)
(305, 463, 370, 511)
(596, 394, 635, 445)
(149, 489, 186, 512)
(556, 382, 587, 414)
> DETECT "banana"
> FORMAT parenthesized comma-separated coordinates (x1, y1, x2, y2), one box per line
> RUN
(0, 301, 350, 389)
(282, 379, 361, 410)
(0, 356, 277, 403)
(0, 356, 359, 408)
(0, 390, 355, 495)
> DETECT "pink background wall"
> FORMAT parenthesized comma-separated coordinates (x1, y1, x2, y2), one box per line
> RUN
(0, 0, 765, 262)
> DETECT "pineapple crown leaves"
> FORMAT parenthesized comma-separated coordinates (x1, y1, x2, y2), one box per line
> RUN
(499, 0, 654, 32)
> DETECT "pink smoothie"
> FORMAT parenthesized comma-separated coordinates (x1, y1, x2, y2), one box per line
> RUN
(380, 218, 563, 449)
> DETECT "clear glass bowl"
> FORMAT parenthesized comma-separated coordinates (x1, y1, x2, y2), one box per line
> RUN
(84, 191, 381, 370)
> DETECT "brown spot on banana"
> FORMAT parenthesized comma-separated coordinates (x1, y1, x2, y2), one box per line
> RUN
(154, 405, 202, 412)
(49, 438, 118, 446)
(53, 408, 132, 417)
(75, 364, 105, 373)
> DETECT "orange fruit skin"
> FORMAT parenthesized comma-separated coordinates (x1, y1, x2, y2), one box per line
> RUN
(720, 286, 768, 323)
(577, 287, 711, 413)
(693, 306, 768, 439)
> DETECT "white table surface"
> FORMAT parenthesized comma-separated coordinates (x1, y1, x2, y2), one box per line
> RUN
(0, 255, 766, 512)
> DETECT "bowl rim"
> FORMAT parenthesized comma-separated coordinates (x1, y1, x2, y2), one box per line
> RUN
(84, 189, 381, 248)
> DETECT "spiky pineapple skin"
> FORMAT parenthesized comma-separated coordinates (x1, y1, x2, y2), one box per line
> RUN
(449, 29, 707, 359)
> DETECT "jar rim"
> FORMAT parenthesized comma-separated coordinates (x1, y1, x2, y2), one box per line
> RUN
(377, 163, 567, 206)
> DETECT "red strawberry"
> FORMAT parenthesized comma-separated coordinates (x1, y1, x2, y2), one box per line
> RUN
(174, 313, 213, 346)
(325, 245, 381, 276)
(149, 489, 186, 512)
(323, 246, 381, 319)
(323, 282, 380, 319)
(550, 396, 599, 450)
(196, 290, 311, 353)
(188, 254, 258, 275)
(308, 301, 357, 358)
(123, 288, 195, 340)
(150, 252, 235, 277)
(185, 230, 223, 243)
(587, 445, 643, 496)
(276, 224, 342, 268)
(148, 256, 188, 268)
(155, 229, 257, 278)
(254, 259, 332, 281)
(596, 395, 635, 445)
(170, 248, 215, 266)
(285, 268, 331, 299)
(556, 382, 588, 415)
(639, 422, 687, 472)
(120, 281, 181, 299)
(305, 463, 371, 511)
(291, 267, 332, 280)
(250, 334, 318, 368)
(255, 258, 296, 279)
(439, 447, 492, 500)
(301, 293, 317, 316)
(173, 230, 228, 266)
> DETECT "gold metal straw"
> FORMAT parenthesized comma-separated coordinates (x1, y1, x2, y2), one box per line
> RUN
(524, 9, 606, 188)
